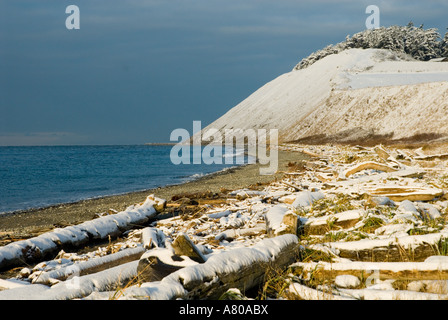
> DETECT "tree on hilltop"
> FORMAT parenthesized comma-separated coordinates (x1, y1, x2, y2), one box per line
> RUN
(294, 24, 446, 70)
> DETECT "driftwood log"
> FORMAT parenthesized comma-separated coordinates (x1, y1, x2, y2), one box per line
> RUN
(321, 232, 448, 262)
(123, 234, 299, 300)
(343, 161, 398, 178)
(32, 247, 145, 285)
(138, 233, 206, 283)
(265, 205, 298, 237)
(301, 209, 364, 235)
(171, 233, 206, 263)
(0, 197, 158, 271)
(291, 260, 448, 282)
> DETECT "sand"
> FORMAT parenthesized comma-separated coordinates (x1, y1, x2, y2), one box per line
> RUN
(0, 150, 308, 240)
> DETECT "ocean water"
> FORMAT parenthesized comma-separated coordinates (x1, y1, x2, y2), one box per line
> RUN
(0, 145, 249, 214)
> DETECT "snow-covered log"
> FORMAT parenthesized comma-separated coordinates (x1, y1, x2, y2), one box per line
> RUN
(215, 224, 266, 241)
(288, 282, 354, 300)
(343, 161, 398, 178)
(0, 261, 139, 300)
(32, 247, 145, 285)
(120, 234, 299, 300)
(292, 191, 325, 210)
(137, 248, 199, 283)
(367, 186, 443, 202)
(141, 227, 166, 249)
(172, 233, 207, 263)
(320, 232, 448, 262)
(291, 258, 448, 282)
(302, 209, 365, 235)
(0, 196, 158, 271)
(265, 205, 298, 237)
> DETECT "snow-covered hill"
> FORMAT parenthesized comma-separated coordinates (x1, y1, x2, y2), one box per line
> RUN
(203, 48, 448, 145)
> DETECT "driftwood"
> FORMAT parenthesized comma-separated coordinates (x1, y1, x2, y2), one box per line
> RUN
(321, 232, 448, 262)
(291, 260, 448, 282)
(302, 210, 364, 235)
(0, 261, 139, 300)
(367, 186, 443, 202)
(172, 233, 206, 263)
(343, 161, 398, 178)
(265, 205, 298, 237)
(0, 197, 158, 271)
(137, 248, 198, 283)
(137, 233, 206, 283)
(141, 227, 166, 249)
(123, 235, 299, 300)
(414, 153, 448, 161)
(32, 247, 145, 285)
(215, 224, 266, 241)
(373, 146, 390, 161)
(147, 195, 167, 212)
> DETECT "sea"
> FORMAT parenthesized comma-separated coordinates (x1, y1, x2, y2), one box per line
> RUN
(0, 145, 251, 214)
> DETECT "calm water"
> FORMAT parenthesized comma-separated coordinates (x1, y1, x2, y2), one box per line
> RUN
(0, 145, 246, 214)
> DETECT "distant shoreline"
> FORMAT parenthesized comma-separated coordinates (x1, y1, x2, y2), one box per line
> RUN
(144, 142, 176, 146)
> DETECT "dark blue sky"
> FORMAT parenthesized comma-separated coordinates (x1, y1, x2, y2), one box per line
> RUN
(1, 0, 447, 145)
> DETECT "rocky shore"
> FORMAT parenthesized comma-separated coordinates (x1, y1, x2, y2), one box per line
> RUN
(1, 144, 448, 300)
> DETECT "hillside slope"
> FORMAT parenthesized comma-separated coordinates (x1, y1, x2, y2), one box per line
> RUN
(203, 48, 448, 145)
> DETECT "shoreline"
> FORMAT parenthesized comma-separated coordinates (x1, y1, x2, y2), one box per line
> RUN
(0, 164, 243, 217)
(0, 150, 308, 238)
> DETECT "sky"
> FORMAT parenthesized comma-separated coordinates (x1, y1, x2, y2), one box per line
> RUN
(0, 0, 447, 146)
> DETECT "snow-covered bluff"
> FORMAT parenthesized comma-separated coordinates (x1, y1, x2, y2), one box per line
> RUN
(203, 48, 448, 144)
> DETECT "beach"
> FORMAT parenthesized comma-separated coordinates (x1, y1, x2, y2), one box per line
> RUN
(0, 150, 308, 242)
(1, 143, 448, 300)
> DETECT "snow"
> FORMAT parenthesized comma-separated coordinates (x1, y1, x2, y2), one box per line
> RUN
(0, 196, 157, 270)
(202, 48, 448, 143)
(303, 209, 365, 228)
(292, 260, 448, 274)
(1, 143, 448, 300)
(334, 275, 360, 289)
(292, 191, 325, 209)
(323, 231, 448, 253)
(119, 234, 298, 300)
(0, 261, 139, 300)
(265, 205, 289, 231)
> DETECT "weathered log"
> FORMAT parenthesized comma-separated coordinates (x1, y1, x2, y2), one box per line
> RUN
(302, 209, 365, 235)
(373, 145, 390, 161)
(320, 232, 448, 262)
(265, 205, 298, 237)
(141, 227, 166, 249)
(414, 153, 448, 161)
(288, 282, 354, 300)
(343, 161, 397, 178)
(292, 191, 325, 210)
(121, 234, 299, 300)
(137, 248, 198, 283)
(291, 259, 448, 282)
(215, 224, 266, 241)
(367, 186, 443, 202)
(32, 247, 145, 285)
(0, 261, 139, 300)
(0, 196, 158, 271)
(172, 233, 206, 263)
(147, 194, 167, 212)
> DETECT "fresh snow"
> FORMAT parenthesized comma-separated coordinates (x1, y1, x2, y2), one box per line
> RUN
(202, 48, 448, 143)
